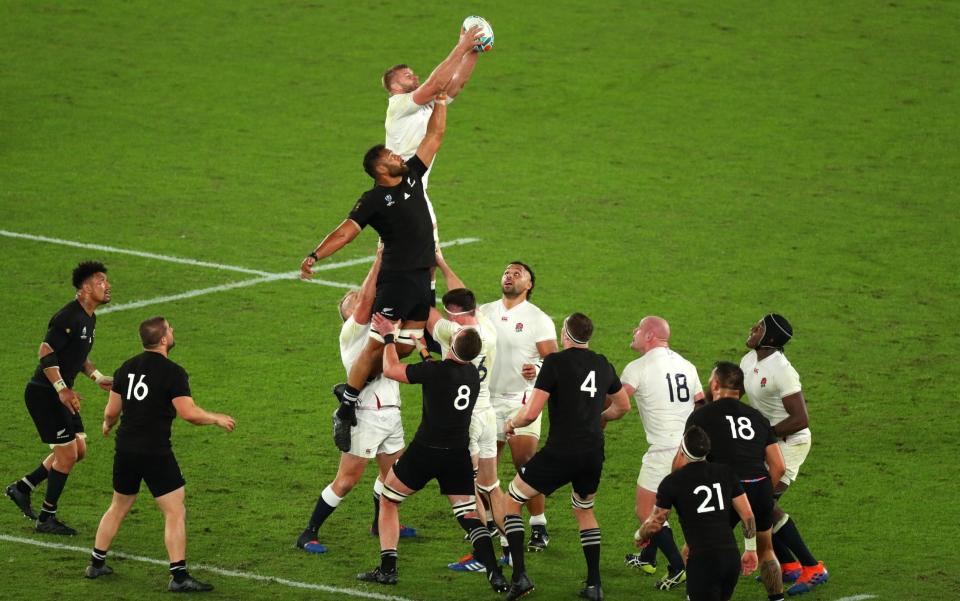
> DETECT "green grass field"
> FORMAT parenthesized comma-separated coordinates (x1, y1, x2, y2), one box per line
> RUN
(2, 1, 958, 600)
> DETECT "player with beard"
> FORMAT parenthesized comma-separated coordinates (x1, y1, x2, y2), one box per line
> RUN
(6, 261, 114, 535)
(300, 92, 450, 453)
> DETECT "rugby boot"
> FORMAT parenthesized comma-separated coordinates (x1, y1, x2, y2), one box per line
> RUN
(786, 561, 828, 596)
(168, 575, 214, 592)
(578, 584, 604, 601)
(624, 553, 657, 574)
(84, 564, 114, 579)
(35, 516, 76, 535)
(506, 573, 535, 600)
(527, 525, 549, 552)
(6, 483, 37, 520)
(357, 566, 398, 585)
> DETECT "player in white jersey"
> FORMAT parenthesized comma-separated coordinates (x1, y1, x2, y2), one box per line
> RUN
(295, 249, 411, 554)
(741, 313, 828, 594)
(620, 316, 704, 591)
(478, 261, 558, 554)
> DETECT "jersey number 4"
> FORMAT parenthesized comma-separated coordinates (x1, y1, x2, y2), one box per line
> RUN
(665, 373, 690, 402)
(125, 374, 149, 401)
(694, 483, 725, 514)
(580, 370, 597, 397)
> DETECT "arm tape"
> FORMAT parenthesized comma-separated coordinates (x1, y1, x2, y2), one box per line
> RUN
(39, 353, 59, 370)
(744, 536, 756, 551)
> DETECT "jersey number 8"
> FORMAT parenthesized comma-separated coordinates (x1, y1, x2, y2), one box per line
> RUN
(454, 385, 472, 410)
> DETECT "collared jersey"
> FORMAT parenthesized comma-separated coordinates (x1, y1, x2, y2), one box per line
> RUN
(534, 347, 622, 454)
(740, 350, 810, 444)
(432, 313, 497, 411)
(478, 299, 556, 398)
(405, 359, 479, 449)
(686, 397, 778, 480)
(31, 300, 96, 389)
(656, 461, 745, 557)
(348, 155, 435, 271)
(111, 351, 191, 455)
(621, 347, 703, 449)
(339, 317, 400, 409)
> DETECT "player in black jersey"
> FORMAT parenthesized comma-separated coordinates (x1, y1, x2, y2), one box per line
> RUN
(6, 261, 113, 535)
(686, 362, 787, 601)
(639, 426, 758, 601)
(84, 316, 235, 592)
(359, 312, 508, 593)
(501, 313, 631, 601)
(299, 92, 452, 449)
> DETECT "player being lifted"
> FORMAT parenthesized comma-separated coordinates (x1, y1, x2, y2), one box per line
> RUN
(685, 361, 787, 601)
(741, 315, 828, 594)
(295, 247, 415, 554)
(85, 317, 235, 591)
(6, 261, 113, 535)
(621, 316, 703, 590)
(639, 426, 758, 601)
(501, 313, 631, 601)
(299, 91, 450, 448)
(358, 312, 508, 593)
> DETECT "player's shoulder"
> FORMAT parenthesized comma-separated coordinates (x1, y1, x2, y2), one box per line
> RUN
(739, 350, 757, 368)
(51, 299, 83, 323)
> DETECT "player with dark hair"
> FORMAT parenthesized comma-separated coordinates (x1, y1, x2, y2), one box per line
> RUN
(686, 361, 787, 601)
(358, 312, 508, 593)
(300, 91, 452, 450)
(639, 425, 758, 601)
(741, 314, 828, 593)
(6, 261, 113, 535)
(84, 317, 235, 591)
(501, 313, 631, 601)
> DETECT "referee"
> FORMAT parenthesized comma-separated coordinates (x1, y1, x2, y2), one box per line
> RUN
(638, 426, 758, 601)
(6, 261, 113, 535)
(84, 317, 235, 592)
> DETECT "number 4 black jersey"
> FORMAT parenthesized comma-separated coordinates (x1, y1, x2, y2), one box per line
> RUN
(111, 351, 192, 454)
(656, 461, 745, 557)
(686, 397, 778, 480)
(406, 359, 479, 449)
(534, 348, 622, 454)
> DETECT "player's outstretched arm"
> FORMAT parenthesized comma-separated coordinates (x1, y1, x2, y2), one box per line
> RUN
(83, 358, 113, 391)
(172, 396, 236, 432)
(353, 245, 383, 325)
(774, 391, 809, 438)
(509, 389, 548, 432)
(765, 442, 786, 489)
(733, 493, 758, 574)
(411, 26, 482, 105)
(372, 313, 410, 383)
(415, 92, 448, 167)
(434, 246, 466, 290)
(447, 51, 479, 98)
(300, 219, 362, 280)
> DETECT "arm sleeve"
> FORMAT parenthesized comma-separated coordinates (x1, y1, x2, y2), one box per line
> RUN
(779, 364, 802, 397)
(43, 312, 74, 351)
(339, 317, 365, 347)
(347, 193, 376, 229)
(169, 366, 192, 399)
(620, 360, 641, 390)
(431, 318, 457, 349)
(532, 354, 558, 393)
(655, 475, 675, 510)
(606, 360, 623, 394)
(533, 312, 557, 344)
(762, 416, 778, 446)
(406, 154, 429, 178)
(386, 93, 422, 118)
(405, 361, 434, 385)
(111, 369, 124, 395)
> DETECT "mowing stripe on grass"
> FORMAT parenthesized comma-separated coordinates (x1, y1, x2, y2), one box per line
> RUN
(0, 533, 417, 601)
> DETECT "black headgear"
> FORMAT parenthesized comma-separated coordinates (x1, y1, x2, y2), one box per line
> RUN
(759, 313, 793, 349)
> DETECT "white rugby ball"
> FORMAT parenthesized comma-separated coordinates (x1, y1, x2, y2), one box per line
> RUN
(462, 15, 494, 53)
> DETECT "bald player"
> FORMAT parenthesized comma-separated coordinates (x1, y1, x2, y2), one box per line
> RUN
(621, 316, 704, 591)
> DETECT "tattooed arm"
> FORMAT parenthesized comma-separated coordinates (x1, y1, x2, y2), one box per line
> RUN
(732, 493, 758, 575)
(639, 506, 671, 543)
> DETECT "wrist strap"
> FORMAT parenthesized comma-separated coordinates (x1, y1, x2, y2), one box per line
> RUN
(384, 333, 396, 345)
(53, 379, 67, 393)
(744, 536, 756, 551)
(91, 369, 106, 383)
(307, 251, 320, 261)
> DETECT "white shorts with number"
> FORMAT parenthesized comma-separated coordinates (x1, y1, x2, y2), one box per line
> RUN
(348, 408, 404, 459)
(637, 446, 678, 492)
(778, 439, 811, 486)
(469, 406, 498, 459)
(493, 394, 542, 442)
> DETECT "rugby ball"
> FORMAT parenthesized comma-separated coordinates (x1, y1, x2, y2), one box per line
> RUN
(462, 16, 494, 53)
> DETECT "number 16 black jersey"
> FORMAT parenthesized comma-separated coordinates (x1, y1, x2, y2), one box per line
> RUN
(111, 351, 191, 455)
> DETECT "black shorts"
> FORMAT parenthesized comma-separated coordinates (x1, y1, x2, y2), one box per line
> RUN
(518, 444, 605, 498)
(24, 383, 85, 445)
(392, 440, 473, 496)
(730, 477, 775, 532)
(373, 269, 432, 323)
(686, 549, 740, 601)
(113, 451, 185, 498)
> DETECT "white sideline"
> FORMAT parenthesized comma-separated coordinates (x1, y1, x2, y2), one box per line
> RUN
(0, 533, 417, 601)
(834, 596, 877, 601)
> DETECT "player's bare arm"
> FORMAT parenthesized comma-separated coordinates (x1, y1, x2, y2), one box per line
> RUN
(733, 493, 759, 574)
(411, 25, 482, 105)
(172, 396, 236, 432)
(371, 313, 410, 383)
(102, 390, 122, 436)
(446, 51, 479, 98)
(522, 340, 558, 380)
(773, 391, 809, 438)
(352, 246, 383, 325)
(600, 387, 631, 427)
(39, 341, 82, 414)
(300, 219, 362, 280)
(434, 246, 466, 289)
(82, 358, 113, 391)
(414, 92, 448, 167)
(507, 388, 548, 435)
(765, 442, 786, 488)
(639, 506, 670, 542)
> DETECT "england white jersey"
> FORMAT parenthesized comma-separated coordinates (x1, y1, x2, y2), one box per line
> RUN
(478, 299, 556, 398)
(432, 313, 497, 411)
(741, 350, 810, 444)
(621, 347, 703, 449)
(339, 317, 400, 408)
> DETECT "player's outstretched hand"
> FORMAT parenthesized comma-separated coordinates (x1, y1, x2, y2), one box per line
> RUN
(371, 313, 400, 338)
(300, 255, 317, 280)
(96, 376, 114, 391)
(214, 413, 236, 432)
(58, 388, 82, 415)
(458, 24, 483, 50)
(740, 550, 758, 575)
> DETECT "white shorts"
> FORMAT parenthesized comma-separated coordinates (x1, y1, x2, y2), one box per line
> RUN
(469, 406, 498, 459)
(778, 439, 811, 486)
(348, 407, 404, 459)
(637, 446, 678, 492)
(493, 394, 542, 442)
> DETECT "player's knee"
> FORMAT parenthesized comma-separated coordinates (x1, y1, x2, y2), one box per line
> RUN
(571, 492, 596, 511)
(477, 480, 500, 496)
(381, 483, 408, 505)
(333, 475, 359, 496)
(507, 480, 531, 505)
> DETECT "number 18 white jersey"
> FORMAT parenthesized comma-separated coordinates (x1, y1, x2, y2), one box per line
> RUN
(621, 346, 703, 449)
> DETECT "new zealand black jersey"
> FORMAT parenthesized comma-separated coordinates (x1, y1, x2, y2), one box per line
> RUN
(534, 348, 622, 454)
(406, 359, 479, 449)
(111, 351, 191, 455)
(686, 397, 778, 480)
(30, 300, 96, 389)
(348, 154, 435, 271)
(656, 461, 744, 557)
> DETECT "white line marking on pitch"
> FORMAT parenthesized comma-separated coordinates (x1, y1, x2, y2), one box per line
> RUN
(0, 533, 416, 601)
(833, 596, 877, 601)
(312, 237, 481, 272)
